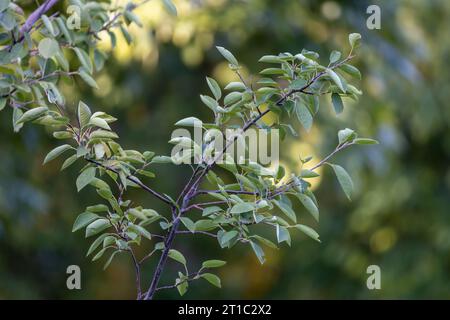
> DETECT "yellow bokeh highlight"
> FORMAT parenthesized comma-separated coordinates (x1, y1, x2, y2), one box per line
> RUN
(94, 74, 113, 98)
(181, 45, 203, 67)
(370, 227, 398, 253)
(321, 1, 342, 21)
(172, 21, 194, 47)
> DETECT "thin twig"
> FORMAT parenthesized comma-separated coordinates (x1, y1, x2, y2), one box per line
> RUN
(129, 248, 142, 299)
(155, 271, 202, 292)
(139, 249, 157, 265)
(196, 189, 257, 196)
(309, 142, 354, 171)
(86, 158, 172, 206)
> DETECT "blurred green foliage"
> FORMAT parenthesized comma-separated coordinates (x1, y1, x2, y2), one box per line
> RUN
(1, 0, 449, 299)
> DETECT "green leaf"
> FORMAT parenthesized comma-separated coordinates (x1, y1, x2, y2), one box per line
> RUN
(168, 249, 186, 265)
(103, 236, 119, 248)
(89, 177, 109, 192)
(354, 138, 379, 145)
(295, 100, 313, 132)
(41, 15, 56, 36)
(43, 144, 73, 164)
(120, 24, 132, 44)
(0, 97, 6, 111)
(79, 68, 98, 89)
(0, 10, 15, 31)
(202, 260, 227, 269)
(223, 91, 242, 105)
(331, 93, 344, 114)
(162, 0, 177, 16)
(129, 224, 152, 240)
(74, 48, 93, 74)
(326, 69, 345, 92)
(257, 78, 278, 87)
(202, 206, 222, 216)
(339, 64, 361, 79)
(150, 155, 173, 164)
(260, 87, 281, 96)
(103, 235, 116, 247)
(295, 193, 319, 222)
(200, 273, 221, 288)
(294, 224, 321, 242)
(175, 116, 203, 127)
(220, 230, 238, 246)
(89, 116, 111, 130)
(143, 151, 155, 161)
(53, 131, 72, 139)
(224, 82, 246, 91)
(260, 68, 285, 75)
(251, 235, 278, 250)
(72, 212, 99, 232)
(206, 77, 221, 100)
(38, 38, 59, 59)
(76, 167, 96, 192)
(338, 128, 356, 144)
(273, 200, 297, 223)
(92, 247, 110, 261)
(103, 251, 120, 270)
(258, 55, 283, 63)
(329, 164, 354, 200)
(194, 219, 218, 231)
(16, 106, 48, 124)
(200, 94, 218, 112)
(250, 241, 265, 264)
(124, 10, 142, 27)
(0, 0, 10, 12)
(94, 144, 105, 159)
(230, 202, 254, 214)
(85, 219, 110, 237)
(77, 101, 92, 128)
(216, 46, 239, 66)
(180, 217, 195, 232)
(90, 130, 118, 140)
(349, 33, 362, 49)
(86, 204, 109, 213)
(347, 85, 363, 96)
(136, 169, 155, 178)
(276, 224, 291, 246)
(40, 82, 64, 105)
(329, 50, 341, 64)
(55, 17, 72, 44)
(13, 108, 23, 132)
(176, 277, 188, 296)
(61, 154, 78, 170)
(86, 233, 111, 256)
(97, 188, 114, 201)
(300, 169, 319, 178)
(289, 78, 307, 90)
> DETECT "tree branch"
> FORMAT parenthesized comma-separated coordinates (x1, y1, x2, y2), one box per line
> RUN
(129, 248, 142, 300)
(140, 53, 356, 300)
(143, 207, 181, 300)
(20, 0, 60, 35)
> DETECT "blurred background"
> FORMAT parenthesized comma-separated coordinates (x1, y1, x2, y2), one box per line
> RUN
(1, 0, 449, 299)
